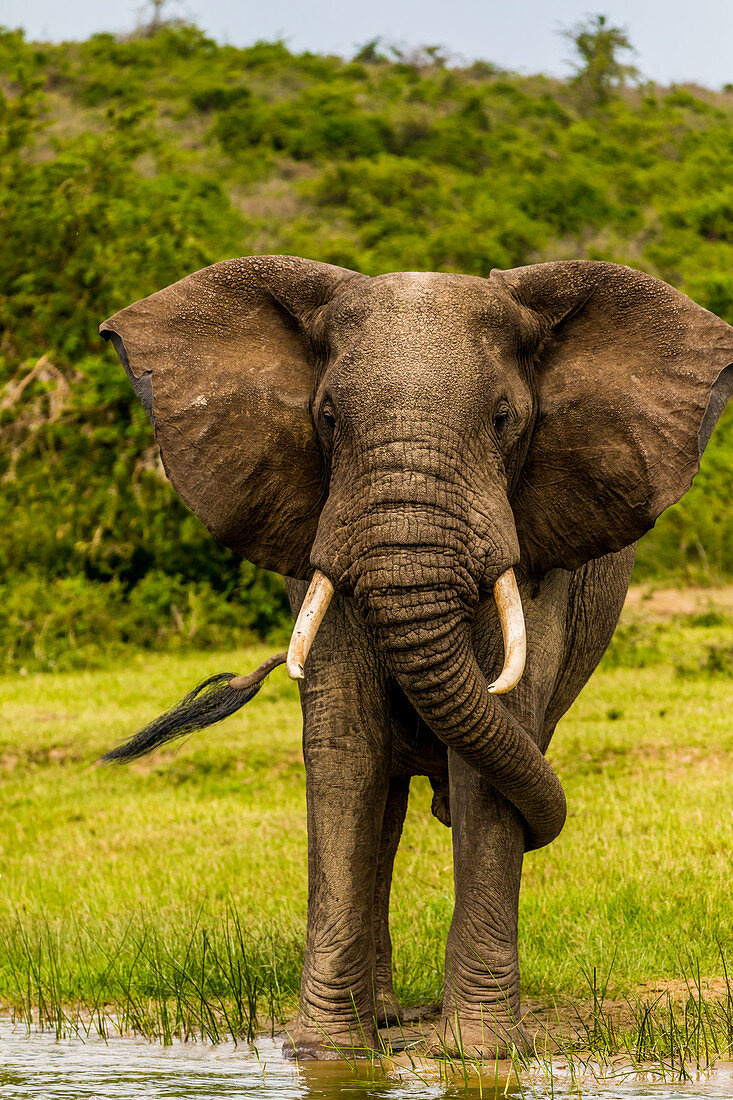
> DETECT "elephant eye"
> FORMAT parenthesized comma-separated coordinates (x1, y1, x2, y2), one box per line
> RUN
(492, 402, 510, 434)
(321, 402, 337, 430)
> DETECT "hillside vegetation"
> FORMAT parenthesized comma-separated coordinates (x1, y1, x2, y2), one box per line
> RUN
(2, 22, 732, 670)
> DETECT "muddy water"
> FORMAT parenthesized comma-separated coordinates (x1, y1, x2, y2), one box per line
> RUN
(1, 1023, 733, 1100)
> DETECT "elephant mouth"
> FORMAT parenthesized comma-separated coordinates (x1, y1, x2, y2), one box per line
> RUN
(286, 566, 527, 695)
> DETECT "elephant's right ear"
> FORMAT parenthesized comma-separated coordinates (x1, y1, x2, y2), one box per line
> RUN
(100, 256, 360, 577)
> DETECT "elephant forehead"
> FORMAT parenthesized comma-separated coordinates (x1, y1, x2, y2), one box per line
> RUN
(368, 269, 489, 301)
(325, 271, 518, 340)
(321, 272, 527, 395)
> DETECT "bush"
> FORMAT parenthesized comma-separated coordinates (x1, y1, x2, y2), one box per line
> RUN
(0, 569, 290, 673)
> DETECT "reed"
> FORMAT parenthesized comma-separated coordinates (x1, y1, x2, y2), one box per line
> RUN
(3, 905, 287, 1045)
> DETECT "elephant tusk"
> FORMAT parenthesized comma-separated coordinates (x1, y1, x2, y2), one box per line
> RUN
(487, 567, 526, 694)
(287, 571, 335, 680)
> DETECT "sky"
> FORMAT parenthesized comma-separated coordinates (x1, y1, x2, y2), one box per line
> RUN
(5, 0, 733, 88)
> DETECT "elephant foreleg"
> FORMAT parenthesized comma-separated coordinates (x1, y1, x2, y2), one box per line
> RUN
(439, 749, 528, 1057)
(284, 715, 390, 1059)
(283, 581, 392, 1060)
(435, 569, 572, 1057)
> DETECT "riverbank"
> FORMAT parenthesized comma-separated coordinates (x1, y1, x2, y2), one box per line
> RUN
(1, 594, 731, 1059)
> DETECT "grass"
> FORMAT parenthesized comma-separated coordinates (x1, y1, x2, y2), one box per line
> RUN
(1, 598, 732, 1067)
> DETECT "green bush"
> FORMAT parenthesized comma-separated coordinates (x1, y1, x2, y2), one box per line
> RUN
(0, 568, 290, 672)
(212, 87, 391, 161)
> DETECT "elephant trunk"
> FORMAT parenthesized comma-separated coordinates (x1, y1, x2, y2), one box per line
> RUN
(357, 574, 566, 850)
(305, 455, 567, 849)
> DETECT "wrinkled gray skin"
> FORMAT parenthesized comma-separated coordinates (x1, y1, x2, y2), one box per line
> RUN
(100, 259, 733, 1061)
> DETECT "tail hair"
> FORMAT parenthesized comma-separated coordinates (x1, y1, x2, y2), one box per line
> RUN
(100, 652, 287, 764)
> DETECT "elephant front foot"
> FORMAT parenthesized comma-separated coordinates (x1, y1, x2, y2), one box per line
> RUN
(282, 1017, 379, 1061)
(375, 985, 404, 1027)
(428, 1012, 533, 1061)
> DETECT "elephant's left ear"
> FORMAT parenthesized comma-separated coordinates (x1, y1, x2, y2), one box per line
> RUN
(492, 261, 733, 574)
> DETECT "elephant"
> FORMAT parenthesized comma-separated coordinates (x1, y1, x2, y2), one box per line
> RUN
(99, 257, 733, 1060)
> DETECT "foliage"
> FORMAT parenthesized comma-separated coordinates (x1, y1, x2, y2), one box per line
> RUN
(2, 23, 733, 666)
(0, 568, 289, 673)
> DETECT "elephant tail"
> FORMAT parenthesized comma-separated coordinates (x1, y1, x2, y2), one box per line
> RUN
(99, 653, 286, 763)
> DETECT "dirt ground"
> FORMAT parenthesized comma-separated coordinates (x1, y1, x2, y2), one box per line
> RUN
(623, 585, 733, 619)
(382, 972, 733, 1055)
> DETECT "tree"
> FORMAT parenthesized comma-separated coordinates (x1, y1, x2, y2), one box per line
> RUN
(137, 0, 186, 34)
(353, 38, 388, 64)
(563, 14, 638, 110)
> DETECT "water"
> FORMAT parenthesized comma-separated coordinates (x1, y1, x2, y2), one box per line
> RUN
(1, 1022, 732, 1100)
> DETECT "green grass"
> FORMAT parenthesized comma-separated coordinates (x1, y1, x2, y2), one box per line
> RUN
(1, 608, 732, 1057)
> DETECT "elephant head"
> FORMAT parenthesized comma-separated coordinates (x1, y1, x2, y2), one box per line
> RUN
(100, 257, 733, 850)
